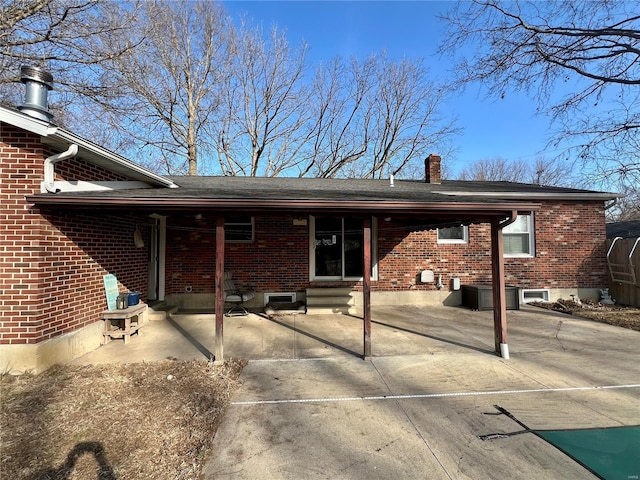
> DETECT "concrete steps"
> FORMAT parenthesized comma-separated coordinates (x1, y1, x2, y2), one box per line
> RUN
(148, 301, 179, 321)
(305, 287, 357, 314)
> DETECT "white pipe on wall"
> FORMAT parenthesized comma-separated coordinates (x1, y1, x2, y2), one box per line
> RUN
(42, 144, 78, 193)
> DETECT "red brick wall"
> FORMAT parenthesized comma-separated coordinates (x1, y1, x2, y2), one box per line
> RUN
(164, 205, 608, 296)
(31, 210, 149, 343)
(377, 203, 607, 291)
(505, 202, 608, 289)
(1, 125, 148, 345)
(2, 122, 609, 346)
(165, 214, 309, 294)
(56, 157, 130, 182)
(377, 223, 493, 290)
(1, 126, 46, 345)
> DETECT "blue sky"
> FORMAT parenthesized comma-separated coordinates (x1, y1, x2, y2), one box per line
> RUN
(223, 0, 557, 176)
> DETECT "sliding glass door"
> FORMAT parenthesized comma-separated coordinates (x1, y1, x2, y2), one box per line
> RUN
(311, 216, 375, 281)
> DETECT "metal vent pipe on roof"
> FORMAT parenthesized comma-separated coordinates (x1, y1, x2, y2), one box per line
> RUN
(18, 65, 54, 122)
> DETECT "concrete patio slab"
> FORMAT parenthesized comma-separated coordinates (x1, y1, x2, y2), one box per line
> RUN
(71, 305, 640, 479)
(206, 354, 637, 479)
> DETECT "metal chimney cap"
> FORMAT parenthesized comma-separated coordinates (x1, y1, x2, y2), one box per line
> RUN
(20, 65, 54, 89)
(18, 65, 54, 122)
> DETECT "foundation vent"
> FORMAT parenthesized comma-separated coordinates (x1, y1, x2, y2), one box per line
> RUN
(264, 292, 297, 306)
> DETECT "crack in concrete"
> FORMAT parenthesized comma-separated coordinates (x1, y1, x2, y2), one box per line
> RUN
(370, 358, 454, 480)
(554, 320, 568, 350)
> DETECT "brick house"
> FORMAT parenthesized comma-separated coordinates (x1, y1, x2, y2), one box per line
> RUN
(0, 68, 618, 373)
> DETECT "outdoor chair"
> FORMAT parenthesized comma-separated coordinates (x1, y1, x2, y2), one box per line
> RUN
(224, 271, 255, 316)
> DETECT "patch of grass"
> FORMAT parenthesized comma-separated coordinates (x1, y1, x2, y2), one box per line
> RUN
(1, 358, 246, 479)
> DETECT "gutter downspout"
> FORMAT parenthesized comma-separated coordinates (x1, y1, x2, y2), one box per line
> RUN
(42, 144, 78, 193)
(500, 210, 518, 229)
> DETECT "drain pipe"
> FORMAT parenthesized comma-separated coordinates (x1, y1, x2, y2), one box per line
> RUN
(500, 210, 518, 229)
(42, 144, 78, 193)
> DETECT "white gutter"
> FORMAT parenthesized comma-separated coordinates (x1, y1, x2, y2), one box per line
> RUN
(0, 106, 57, 136)
(42, 144, 78, 193)
(1, 105, 177, 189)
(437, 191, 620, 201)
(52, 129, 178, 189)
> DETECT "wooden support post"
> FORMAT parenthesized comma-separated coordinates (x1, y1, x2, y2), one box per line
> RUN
(215, 216, 225, 364)
(363, 217, 372, 358)
(490, 219, 508, 356)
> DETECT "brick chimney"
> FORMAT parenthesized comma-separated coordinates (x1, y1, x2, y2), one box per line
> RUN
(425, 154, 441, 184)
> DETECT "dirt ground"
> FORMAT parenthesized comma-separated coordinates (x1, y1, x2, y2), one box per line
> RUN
(1, 358, 246, 480)
(530, 299, 640, 332)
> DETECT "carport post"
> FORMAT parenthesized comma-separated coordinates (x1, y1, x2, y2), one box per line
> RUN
(490, 219, 509, 358)
(214, 216, 225, 364)
(363, 217, 372, 358)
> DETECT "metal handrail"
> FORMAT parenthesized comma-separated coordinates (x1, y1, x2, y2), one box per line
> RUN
(607, 237, 639, 286)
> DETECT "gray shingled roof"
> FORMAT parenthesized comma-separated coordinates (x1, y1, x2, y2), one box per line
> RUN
(167, 176, 592, 195)
(159, 176, 617, 202)
(60, 176, 615, 202)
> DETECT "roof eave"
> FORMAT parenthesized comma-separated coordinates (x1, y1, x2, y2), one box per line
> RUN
(42, 130, 177, 189)
(0, 106, 56, 136)
(25, 194, 541, 215)
(439, 191, 620, 201)
(1, 106, 177, 189)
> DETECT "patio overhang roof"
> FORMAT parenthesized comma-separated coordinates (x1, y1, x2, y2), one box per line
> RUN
(27, 188, 537, 363)
(26, 193, 540, 219)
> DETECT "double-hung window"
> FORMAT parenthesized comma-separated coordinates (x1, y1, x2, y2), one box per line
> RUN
(503, 214, 534, 257)
(310, 216, 377, 280)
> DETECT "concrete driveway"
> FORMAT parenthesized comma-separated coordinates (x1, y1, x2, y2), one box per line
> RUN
(73, 305, 640, 479)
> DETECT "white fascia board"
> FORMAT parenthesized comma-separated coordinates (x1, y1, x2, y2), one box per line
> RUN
(0, 107, 57, 136)
(42, 180, 155, 193)
(1, 106, 177, 189)
(437, 191, 620, 201)
(51, 129, 178, 188)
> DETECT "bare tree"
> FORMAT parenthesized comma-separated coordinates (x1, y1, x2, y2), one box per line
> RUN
(93, 0, 234, 175)
(459, 157, 528, 182)
(298, 56, 374, 178)
(211, 21, 310, 177)
(458, 156, 574, 185)
(0, 0, 140, 112)
(366, 55, 455, 178)
(3, 1, 457, 178)
(609, 185, 640, 221)
(300, 54, 456, 179)
(529, 157, 575, 186)
(440, 0, 640, 192)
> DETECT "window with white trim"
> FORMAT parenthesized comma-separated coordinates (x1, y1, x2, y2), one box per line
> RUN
(437, 225, 469, 244)
(503, 214, 534, 257)
(310, 216, 378, 281)
(225, 216, 254, 243)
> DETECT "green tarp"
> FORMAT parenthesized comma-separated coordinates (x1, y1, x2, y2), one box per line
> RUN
(537, 426, 640, 480)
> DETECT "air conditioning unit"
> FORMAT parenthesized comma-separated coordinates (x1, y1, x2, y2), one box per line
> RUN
(264, 292, 297, 306)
